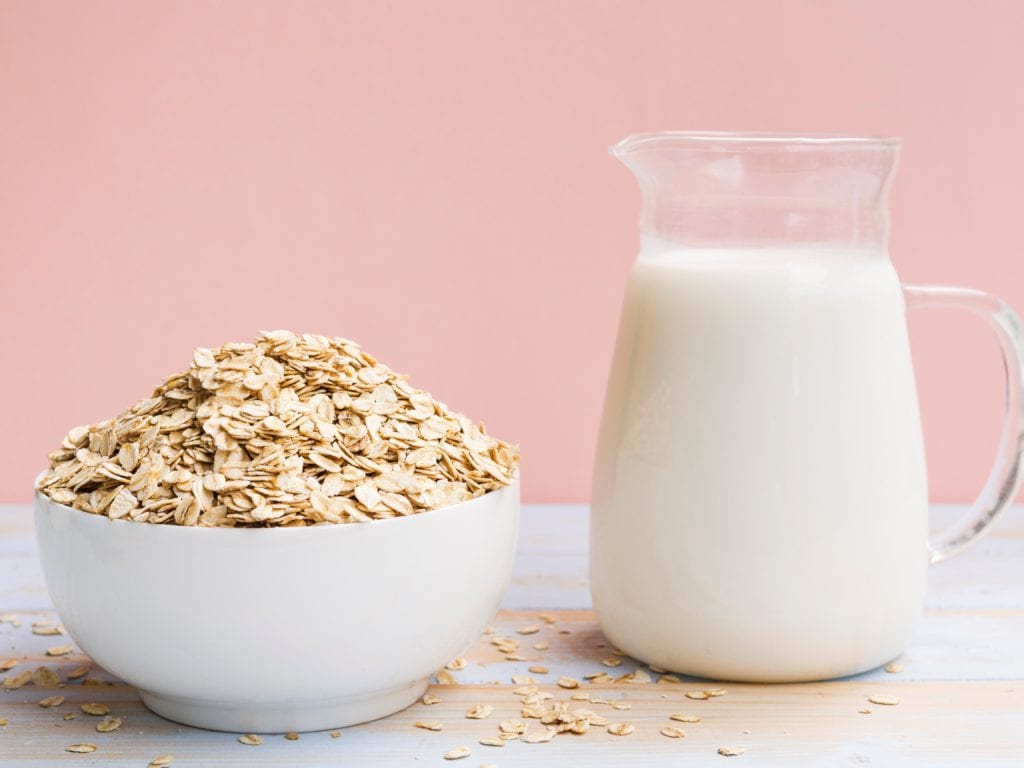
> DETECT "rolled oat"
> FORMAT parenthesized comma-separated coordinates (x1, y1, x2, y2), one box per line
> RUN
(38, 332, 519, 527)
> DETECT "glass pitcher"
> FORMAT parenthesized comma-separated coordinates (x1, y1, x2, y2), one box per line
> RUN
(590, 132, 1024, 682)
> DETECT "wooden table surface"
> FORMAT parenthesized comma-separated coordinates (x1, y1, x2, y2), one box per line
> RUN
(1, 503, 1022, 766)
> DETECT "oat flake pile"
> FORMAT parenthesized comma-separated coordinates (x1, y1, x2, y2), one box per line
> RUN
(37, 331, 519, 527)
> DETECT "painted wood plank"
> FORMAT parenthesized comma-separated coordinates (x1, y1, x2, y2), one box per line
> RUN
(4, 505, 1024, 612)
(22, 544, 1021, 615)
(1, 610, 1021, 766)
(1, 679, 1021, 766)
(2, 504, 1023, 765)
(3, 606, 1023, 690)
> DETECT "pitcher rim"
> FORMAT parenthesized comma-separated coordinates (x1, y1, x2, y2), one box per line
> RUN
(611, 131, 901, 156)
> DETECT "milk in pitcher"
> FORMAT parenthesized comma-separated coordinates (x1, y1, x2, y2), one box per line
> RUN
(591, 247, 929, 681)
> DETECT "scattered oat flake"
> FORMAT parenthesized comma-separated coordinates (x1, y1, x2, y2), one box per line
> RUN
(0, 717, 7, 726)
(329, 730, 341, 738)
(436, 669, 456, 685)
(671, 714, 701, 723)
(858, 708, 872, 714)
(96, 716, 122, 733)
(570, 692, 590, 701)
(415, 720, 443, 731)
(511, 674, 536, 685)
(499, 719, 526, 735)
(885, 662, 904, 673)
(443, 745, 471, 760)
(238, 734, 262, 746)
(868, 695, 899, 706)
(63, 713, 76, 720)
(505, 653, 527, 661)
(39, 695, 65, 708)
(66, 744, 97, 753)
(32, 667, 60, 687)
(446, 658, 468, 671)
(149, 757, 174, 767)
(538, 613, 557, 624)
(523, 728, 556, 743)
(705, 687, 727, 697)
(479, 737, 505, 747)
(285, 732, 299, 740)
(686, 690, 710, 700)
(0, 659, 17, 672)
(532, 641, 549, 651)
(466, 704, 493, 719)
(608, 722, 634, 736)
(611, 701, 632, 710)
(601, 657, 622, 667)
(47, 645, 74, 656)
(659, 674, 682, 684)
(718, 746, 746, 756)
(32, 625, 64, 636)
(81, 703, 109, 716)
(627, 669, 652, 684)
(517, 625, 540, 635)
(557, 676, 580, 689)
(661, 726, 686, 738)
(67, 665, 91, 680)
(422, 693, 442, 705)
(528, 665, 549, 674)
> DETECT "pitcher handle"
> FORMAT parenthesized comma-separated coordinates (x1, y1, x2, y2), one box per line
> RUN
(903, 285, 1024, 563)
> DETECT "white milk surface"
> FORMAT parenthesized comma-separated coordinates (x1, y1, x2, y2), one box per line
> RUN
(591, 248, 930, 681)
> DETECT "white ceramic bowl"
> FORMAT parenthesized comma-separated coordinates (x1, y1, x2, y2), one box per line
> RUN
(34, 476, 519, 733)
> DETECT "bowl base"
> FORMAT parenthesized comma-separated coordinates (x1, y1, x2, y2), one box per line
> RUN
(139, 678, 429, 733)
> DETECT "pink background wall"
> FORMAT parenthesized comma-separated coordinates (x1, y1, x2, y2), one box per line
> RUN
(2, 1, 1023, 504)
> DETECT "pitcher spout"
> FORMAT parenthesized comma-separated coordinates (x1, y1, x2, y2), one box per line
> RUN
(610, 131, 901, 253)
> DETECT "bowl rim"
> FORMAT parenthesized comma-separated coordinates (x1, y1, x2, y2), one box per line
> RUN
(34, 471, 519, 536)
